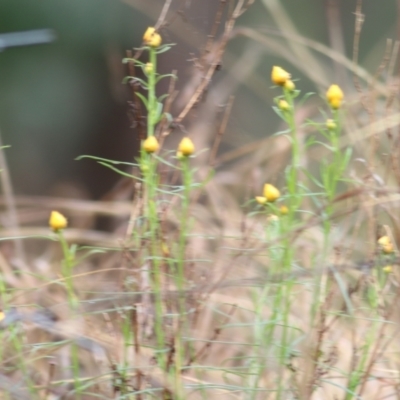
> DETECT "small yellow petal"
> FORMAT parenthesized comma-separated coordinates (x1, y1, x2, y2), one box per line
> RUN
(49, 211, 68, 231)
(143, 136, 160, 153)
(178, 137, 195, 157)
(271, 66, 291, 86)
(263, 184, 280, 202)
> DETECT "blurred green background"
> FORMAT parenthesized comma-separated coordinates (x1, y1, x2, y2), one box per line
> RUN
(0, 0, 396, 198)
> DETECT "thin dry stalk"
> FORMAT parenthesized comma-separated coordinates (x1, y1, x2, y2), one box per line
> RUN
(0, 128, 27, 272)
(209, 95, 234, 167)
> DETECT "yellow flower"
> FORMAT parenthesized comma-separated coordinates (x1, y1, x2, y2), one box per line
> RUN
(378, 235, 394, 254)
(178, 137, 195, 157)
(144, 62, 153, 74)
(271, 66, 291, 86)
(263, 184, 280, 202)
(255, 196, 267, 205)
(278, 99, 290, 111)
(284, 80, 295, 91)
(143, 136, 159, 153)
(49, 211, 68, 231)
(326, 84, 344, 109)
(326, 119, 337, 130)
(279, 205, 289, 215)
(143, 27, 162, 48)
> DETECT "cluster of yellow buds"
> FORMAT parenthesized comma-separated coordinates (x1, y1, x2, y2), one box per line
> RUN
(256, 183, 281, 204)
(271, 66, 291, 86)
(143, 27, 162, 48)
(271, 66, 295, 91)
(377, 235, 395, 254)
(326, 84, 344, 109)
(49, 211, 68, 232)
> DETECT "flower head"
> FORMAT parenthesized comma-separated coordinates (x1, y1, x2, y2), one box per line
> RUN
(378, 235, 394, 254)
(263, 184, 280, 202)
(49, 211, 68, 231)
(326, 84, 344, 109)
(271, 66, 291, 86)
(143, 136, 160, 154)
(143, 27, 162, 48)
(178, 137, 195, 157)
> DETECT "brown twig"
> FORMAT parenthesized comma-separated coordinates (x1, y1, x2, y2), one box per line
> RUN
(209, 95, 234, 167)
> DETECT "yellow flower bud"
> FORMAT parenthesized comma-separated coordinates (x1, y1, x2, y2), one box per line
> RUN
(271, 66, 291, 86)
(49, 211, 68, 231)
(279, 205, 289, 215)
(263, 184, 280, 202)
(278, 99, 290, 111)
(143, 136, 160, 153)
(255, 196, 267, 205)
(378, 235, 394, 254)
(284, 80, 295, 91)
(326, 119, 337, 130)
(144, 62, 153, 74)
(326, 84, 344, 109)
(143, 27, 162, 48)
(178, 137, 195, 157)
(383, 265, 393, 274)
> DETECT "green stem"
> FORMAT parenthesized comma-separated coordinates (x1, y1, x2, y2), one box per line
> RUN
(57, 230, 78, 310)
(147, 48, 157, 137)
(174, 156, 192, 372)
